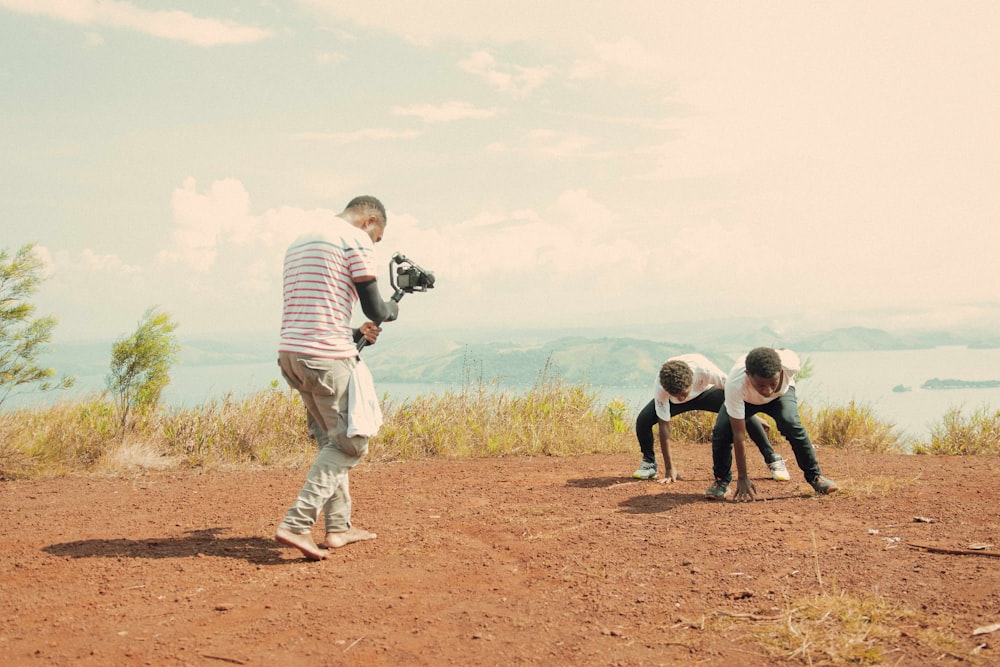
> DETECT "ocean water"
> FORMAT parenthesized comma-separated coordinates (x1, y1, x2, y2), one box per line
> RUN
(10, 347, 1000, 443)
(373, 347, 1000, 442)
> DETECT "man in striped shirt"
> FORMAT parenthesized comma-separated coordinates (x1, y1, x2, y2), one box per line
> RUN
(275, 195, 399, 561)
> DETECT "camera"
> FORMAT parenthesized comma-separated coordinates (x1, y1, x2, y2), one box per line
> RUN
(358, 252, 436, 352)
(391, 253, 435, 295)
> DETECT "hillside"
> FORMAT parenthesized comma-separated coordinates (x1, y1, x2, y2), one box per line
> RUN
(35, 324, 1000, 391)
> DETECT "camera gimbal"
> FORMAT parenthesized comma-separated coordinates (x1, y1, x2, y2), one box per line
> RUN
(357, 252, 435, 351)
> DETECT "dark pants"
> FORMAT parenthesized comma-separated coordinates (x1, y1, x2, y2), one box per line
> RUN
(636, 387, 777, 464)
(711, 386, 822, 484)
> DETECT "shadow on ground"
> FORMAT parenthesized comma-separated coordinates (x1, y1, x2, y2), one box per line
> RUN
(43, 527, 288, 564)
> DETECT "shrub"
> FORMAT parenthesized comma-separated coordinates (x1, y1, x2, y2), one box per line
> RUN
(375, 369, 632, 461)
(0, 396, 116, 480)
(799, 400, 905, 453)
(914, 405, 1000, 455)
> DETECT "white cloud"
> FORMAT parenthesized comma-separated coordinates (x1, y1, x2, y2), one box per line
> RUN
(393, 101, 498, 124)
(158, 178, 257, 272)
(459, 50, 550, 96)
(289, 128, 420, 143)
(38, 246, 141, 277)
(573, 36, 665, 81)
(488, 129, 595, 160)
(0, 0, 271, 46)
(316, 51, 346, 65)
(387, 189, 648, 304)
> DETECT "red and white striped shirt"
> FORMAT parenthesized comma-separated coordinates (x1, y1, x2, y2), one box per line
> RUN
(278, 219, 378, 359)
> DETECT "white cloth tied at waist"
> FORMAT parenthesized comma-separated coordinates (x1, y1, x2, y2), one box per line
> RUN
(347, 358, 383, 438)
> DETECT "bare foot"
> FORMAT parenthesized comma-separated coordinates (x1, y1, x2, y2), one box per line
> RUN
(275, 527, 327, 561)
(324, 527, 378, 549)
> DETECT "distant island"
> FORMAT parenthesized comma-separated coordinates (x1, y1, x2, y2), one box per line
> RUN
(892, 384, 912, 393)
(921, 378, 1000, 390)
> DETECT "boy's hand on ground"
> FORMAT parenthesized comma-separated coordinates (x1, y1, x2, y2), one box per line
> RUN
(733, 477, 757, 502)
(657, 468, 680, 484)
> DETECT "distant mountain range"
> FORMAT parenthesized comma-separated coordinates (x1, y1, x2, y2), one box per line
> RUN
(358, 326, 1000, 386)
(40, 325, 1000, 388)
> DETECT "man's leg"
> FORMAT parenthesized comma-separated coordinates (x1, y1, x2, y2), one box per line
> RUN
(304, 357, 377, 548)
(276, 441, 347, 560)
(322, 472, 377, 547)
(275, 353, 359, 559)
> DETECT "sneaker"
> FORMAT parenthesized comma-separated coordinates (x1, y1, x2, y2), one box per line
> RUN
(705, 479, 729, 500)
(809, 475, 839, 494)
(768, 455, 790, 482)
(632, 460, 658, 480)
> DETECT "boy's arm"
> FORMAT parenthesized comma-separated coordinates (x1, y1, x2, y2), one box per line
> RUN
(731, 417, 757, 502)
(656, 419, 679, 483)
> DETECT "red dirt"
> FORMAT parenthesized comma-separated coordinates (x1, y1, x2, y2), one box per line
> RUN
(2, 448, 998, 666)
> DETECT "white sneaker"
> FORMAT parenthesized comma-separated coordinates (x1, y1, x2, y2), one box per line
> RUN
(768, 455, 790, 481)
(632, 460, 658, 480)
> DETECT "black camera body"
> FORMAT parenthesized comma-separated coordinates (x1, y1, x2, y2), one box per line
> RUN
(391, 253, 435, 295)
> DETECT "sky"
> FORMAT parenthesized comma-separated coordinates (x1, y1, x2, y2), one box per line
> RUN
(3, 0, 999, 345)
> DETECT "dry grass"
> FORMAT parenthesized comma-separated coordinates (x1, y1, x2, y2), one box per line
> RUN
(914, 405, 1000, 456)
(373, 369, 632, 461)
(702, 588, 965, 666)
(799, 401, 907, 454)
(0, 366, 995, 481)
(752, 589, 914, 664)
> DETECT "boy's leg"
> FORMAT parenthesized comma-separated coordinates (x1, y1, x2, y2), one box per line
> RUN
(634, 399, 658, 462)
(710, 406, 735, 485)
(745, 415, 778, 464)
(761, 387, 823, 482)
(632, 400, 659, 478)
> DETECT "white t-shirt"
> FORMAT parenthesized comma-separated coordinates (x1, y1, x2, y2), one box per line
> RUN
(723, 349, 801, 420)
(278, 217, 378, 359)
(653, 353, 728, 421)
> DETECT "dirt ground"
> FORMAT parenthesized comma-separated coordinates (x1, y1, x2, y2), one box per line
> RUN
(1, 446, 999, 666)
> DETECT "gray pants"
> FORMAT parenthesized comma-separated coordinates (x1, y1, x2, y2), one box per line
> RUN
(277, 352, 368, 534)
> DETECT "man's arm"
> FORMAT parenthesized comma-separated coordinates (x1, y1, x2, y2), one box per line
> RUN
(356, 278, 399, 324)
(731, 416, 757, 502)
(655, 419, 679, 483)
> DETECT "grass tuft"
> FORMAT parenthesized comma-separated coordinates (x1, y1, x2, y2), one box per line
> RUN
(745, 589, 960, 665)
(914, 405, 1000, 455)
(799, 400, 906, 453)
(374, 366, 632, 461)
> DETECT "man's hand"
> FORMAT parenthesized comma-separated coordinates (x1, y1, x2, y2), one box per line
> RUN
(657, 468, 680, 484)
(733, 476, 757, 502)
(359, 321, 382, 344)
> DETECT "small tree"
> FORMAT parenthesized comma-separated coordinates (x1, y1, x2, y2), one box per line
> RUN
(0, 244, 74, 408)
(106, 307, 180, 429)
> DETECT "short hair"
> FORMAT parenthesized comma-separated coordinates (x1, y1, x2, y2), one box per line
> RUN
(659, 359, 694, 394)
(345, 195, 387, 226)
(745, 347, 782, 378)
